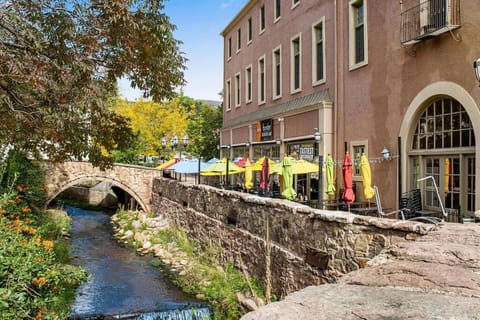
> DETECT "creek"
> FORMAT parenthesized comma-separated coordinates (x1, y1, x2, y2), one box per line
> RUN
(66, 205, 211, 319)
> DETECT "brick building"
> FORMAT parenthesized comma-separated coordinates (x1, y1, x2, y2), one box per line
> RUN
(221, 0, 480, 216)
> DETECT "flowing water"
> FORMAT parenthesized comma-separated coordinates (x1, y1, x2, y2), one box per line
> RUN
(67, 206, 211, 319)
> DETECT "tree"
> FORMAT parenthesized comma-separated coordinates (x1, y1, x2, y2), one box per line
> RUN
(0, 0, 186, 168)
(113, 97, 190, 158)
(186, 102, 222, 161)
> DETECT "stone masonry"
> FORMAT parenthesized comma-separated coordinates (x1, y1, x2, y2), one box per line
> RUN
(151, 177, 437, 299)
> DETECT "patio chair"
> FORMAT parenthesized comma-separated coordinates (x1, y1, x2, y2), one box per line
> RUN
(374, 185, 441, 224)
(373, 185, 406, 220)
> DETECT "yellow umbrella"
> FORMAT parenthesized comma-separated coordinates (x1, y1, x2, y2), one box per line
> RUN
(156, 159, 177, 170)
(200, 158, 245, 176)
(360, 154, 375, 200)
(244, 159, 253, 190)
(445, 158, 450, 193)
(252, 156, 276, 171)
(270, 159, 318, 175)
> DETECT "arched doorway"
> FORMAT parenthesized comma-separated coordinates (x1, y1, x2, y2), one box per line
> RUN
(407, 97, 475, 214)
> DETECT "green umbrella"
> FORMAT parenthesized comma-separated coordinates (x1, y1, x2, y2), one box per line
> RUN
(325, 155, 336, 195)
(281, 155, 297, 200)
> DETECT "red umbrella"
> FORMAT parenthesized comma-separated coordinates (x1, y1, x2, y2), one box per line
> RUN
(260, 157, 270, 192)
(342, 152, 355, 207)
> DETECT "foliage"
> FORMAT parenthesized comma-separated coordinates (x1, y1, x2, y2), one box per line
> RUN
(0, 197, 87, 320)
(0, 149, 46, 207)
(0, 0, 186, 168)
(186, 103, 222, 161)
(113, 97, 190, 158)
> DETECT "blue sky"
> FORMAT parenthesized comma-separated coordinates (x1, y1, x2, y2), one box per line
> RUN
(118, 0, 248, 102)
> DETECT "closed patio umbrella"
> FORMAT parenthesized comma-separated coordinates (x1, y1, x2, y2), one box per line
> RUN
(325, 154, 336, 196)
(281, 155, 297, 200)
(260, 157, 270, 192)
(244, 159, 254, 190)
(360, 154, 375, 200)
(342, 152, 355, 209)
(252, 156, 276, 171)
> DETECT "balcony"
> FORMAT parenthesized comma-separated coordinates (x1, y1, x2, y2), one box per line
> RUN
(401, 0, 461, 45)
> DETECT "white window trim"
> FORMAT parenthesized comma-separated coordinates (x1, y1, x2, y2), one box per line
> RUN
(272, 45, 282, 100)
(259, 5, 266, 34)
(312, 17, 326, 86)
(227, 37, 232, 61)
(274, 0, 281, 23)
(236, 28, 242, 53)
(348, 0, 368, 71)
(350, 140, 368, 180)
(245, 64, 253, 104)
(290, 33, 302, 94)
(225, 78, 232, 111)
(291, 0, 300, 10)
(247, 17, 253, 45)
(258, 54, 266, 105)
(234, 72, 241, 108)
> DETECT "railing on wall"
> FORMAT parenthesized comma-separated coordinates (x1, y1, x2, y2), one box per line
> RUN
(401, 0, 461, 45)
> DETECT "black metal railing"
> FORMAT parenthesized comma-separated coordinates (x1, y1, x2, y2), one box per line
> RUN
(401, 0, 461, 44)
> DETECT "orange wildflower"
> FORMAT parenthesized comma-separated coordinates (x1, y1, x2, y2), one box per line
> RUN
(42, 240, 54, 251)
(21, 207, 32, 214)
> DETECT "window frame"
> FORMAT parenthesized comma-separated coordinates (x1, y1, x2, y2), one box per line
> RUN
(227, 37, 232, 60)
(350, 140, 368, 180)
(258, 55, 266, 105)
(259, 5, 266, 34)
(245, 64, 253, 103)
(349, 0, 368, 70)
(274, 0, 281, 22)
(234, 72, 241, 108)
(236, 28, 242, 52)
(312, 17, 326, 86)
(272, 45, 282, 100)
(225, 78, 232, 111)
(290, 33, 302, 94)
(292, 0, 300, 9)
(247, 17, 253, 44)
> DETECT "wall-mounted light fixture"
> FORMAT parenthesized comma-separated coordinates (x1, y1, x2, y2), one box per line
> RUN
(381, 147, 392, 161)
(275, 138, 282, 145)
(246, 141, 251, 147)
(314, 128, 322, 142)
(474, 58, 480, 86)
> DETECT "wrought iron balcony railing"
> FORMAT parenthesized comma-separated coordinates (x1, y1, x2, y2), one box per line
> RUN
(401, 0, 461, 45)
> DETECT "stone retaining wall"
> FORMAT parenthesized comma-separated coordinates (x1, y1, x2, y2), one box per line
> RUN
(151, 178, 436, 298)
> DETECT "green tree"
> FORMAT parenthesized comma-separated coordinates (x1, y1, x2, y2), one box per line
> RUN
(0, 0, 186, 168)
(186, 103, 222, 161)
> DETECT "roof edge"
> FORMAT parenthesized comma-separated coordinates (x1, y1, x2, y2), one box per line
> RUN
(221, 0, 257, 36)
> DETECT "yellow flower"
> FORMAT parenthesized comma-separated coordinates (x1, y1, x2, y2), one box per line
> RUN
(42, 240, 54, 251)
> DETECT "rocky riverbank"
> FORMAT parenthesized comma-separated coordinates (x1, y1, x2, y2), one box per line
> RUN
(110, 210, 265, 318)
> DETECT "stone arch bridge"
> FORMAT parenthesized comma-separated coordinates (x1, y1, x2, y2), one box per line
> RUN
(43, 161, 164, 212)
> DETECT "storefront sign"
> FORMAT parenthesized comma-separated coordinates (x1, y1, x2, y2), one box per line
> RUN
(290, 143, 315, 161)
(258, 119, 273, 141)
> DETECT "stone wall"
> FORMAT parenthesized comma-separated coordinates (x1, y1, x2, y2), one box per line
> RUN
(151, 178, 436, 299)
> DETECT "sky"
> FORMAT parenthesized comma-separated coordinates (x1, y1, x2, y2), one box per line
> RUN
(118, 0, 249, 102)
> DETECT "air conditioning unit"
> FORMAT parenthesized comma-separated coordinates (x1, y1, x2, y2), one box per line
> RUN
(419, 0, 454, 35)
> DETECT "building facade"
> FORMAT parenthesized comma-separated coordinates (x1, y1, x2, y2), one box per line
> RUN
(221, 0, 480, 216)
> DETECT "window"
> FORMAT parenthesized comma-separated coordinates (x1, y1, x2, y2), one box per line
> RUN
(312, 18, 325, 85)
(225, 79, 231, 110)
(247, 17, 253, 43)
(272, 46, 282, 99)
(237, 28, 241, 52)
(292, 0, 300, 8)
(290, 34, 301, 93)
(258, 55, 266, 104)
(234, 72, 241, 107)
(227, 37, 232, 59)
(245, 65, 252, 103)
(259, 5, 265, 33)
(349, 0, 368, 68)
(351, 143, 367, 177)
(274, 0, 281, 21)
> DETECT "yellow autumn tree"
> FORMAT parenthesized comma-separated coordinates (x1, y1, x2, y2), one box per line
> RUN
(113, 97, 191, 157)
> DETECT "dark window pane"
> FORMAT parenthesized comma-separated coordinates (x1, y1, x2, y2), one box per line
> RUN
(355, 25, 364, 63)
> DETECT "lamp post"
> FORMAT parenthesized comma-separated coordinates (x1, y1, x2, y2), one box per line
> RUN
(314, 128, 322, 207)
(161, 137, 167, 158)
(170, 135, 178, 156)
(180, 135, 188, 159)
(474, 58, 480, 86)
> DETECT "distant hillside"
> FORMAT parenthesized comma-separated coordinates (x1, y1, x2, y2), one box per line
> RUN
(199, 100, 222, 108)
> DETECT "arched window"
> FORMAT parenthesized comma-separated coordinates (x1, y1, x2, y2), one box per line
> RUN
(412, 98, 475, 150)
(409, 97, 476, 216)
